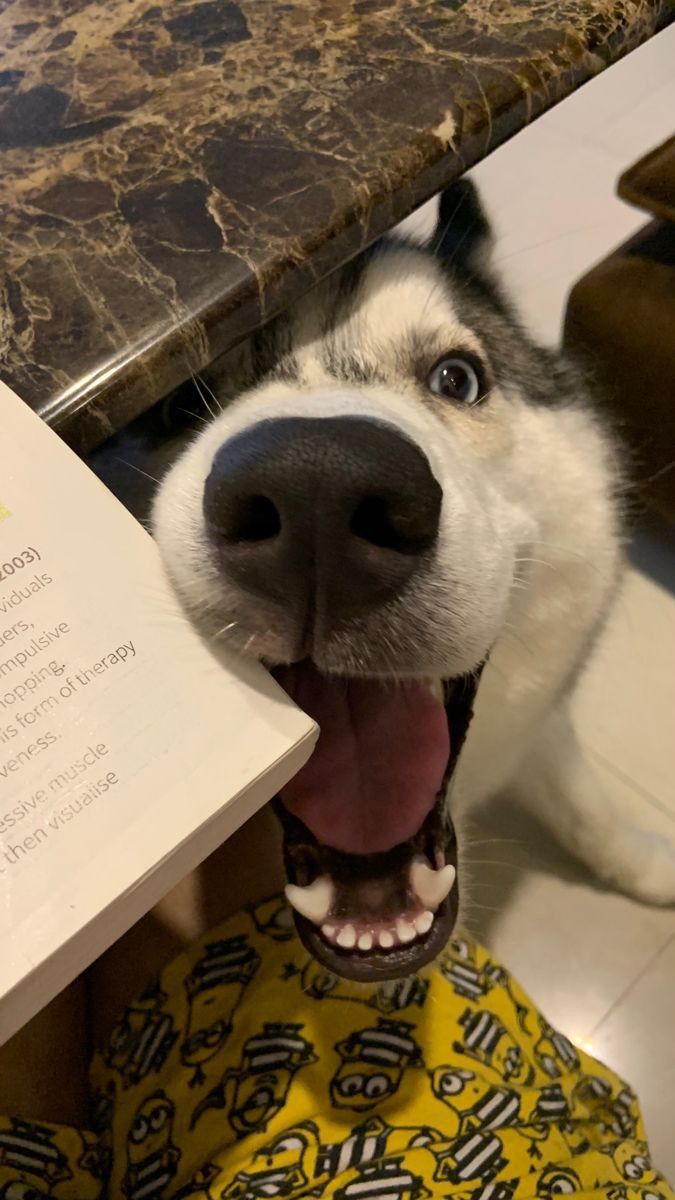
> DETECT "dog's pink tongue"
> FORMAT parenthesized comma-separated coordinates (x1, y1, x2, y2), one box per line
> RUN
(275, 662, 449, 854)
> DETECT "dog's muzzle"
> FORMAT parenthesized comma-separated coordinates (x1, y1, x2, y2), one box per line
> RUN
(201, 414, 477, 983)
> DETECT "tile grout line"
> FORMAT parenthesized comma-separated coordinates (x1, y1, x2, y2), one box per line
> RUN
(586, 930, 675, 1042)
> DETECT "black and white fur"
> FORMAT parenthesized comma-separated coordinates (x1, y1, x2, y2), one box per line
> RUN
(148, 182, 675, 907)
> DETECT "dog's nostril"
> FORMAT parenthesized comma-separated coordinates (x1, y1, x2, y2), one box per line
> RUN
(226, 494, 281, 543)
(351, 496, 407, 552)
(350, 496, 436, 553)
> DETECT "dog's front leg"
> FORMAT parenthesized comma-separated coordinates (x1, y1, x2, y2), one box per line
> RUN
(513, 707, 675, 907)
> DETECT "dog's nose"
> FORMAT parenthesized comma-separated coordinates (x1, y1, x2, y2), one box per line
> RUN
(203, 416, 442, 623)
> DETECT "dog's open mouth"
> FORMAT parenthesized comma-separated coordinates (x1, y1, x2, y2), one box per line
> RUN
(272, 662, 480, 981)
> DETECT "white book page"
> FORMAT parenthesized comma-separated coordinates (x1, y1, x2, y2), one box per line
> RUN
(0, 383, 317, 1043)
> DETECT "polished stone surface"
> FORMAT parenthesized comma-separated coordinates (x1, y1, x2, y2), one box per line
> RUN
(0, 0, 668, 451)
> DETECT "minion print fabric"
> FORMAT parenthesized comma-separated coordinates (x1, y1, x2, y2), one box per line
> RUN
(1, 895, 672, 1200)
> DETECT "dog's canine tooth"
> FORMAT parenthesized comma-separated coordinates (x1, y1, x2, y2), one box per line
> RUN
(410, 857, 456, 910)
(285, 876, 334, 924)
(396, 919, 417, 944)
(337, 924, 356, 949)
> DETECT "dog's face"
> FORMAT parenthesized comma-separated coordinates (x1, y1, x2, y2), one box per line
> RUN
(153, 184, 575, 982)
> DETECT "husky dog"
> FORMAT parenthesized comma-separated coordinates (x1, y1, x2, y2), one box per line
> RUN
(146, 181, 675, 982)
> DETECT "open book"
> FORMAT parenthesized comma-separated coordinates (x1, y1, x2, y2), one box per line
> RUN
(0, 382, 317, 1045)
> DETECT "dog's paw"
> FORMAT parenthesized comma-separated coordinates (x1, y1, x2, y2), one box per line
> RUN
(595, 828, 675, 907)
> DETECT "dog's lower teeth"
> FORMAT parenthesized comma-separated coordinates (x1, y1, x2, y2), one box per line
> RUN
(319, 912, 435, 952)
(415, 910, 434, 935)
(396, 919, 417, 944)
(337, 924, 356, 949)
(287, 864, 441, 953)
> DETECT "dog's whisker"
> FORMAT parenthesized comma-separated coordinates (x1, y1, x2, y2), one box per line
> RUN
(462, 866, 522, 877)
(212, 621, 239, 639)
(460, 837, 528, 847)
(462, 856, 522, 866)
(430, 185, 472, 258)
(462, 884, 518, 894)
(524, 539, 616, 581)
(113, 457, 162, 486)
(501, 624, 536, 657)
(471, 385, 496, 408)
(458, 901, 502, 914)
(191, 372, 218, 421)
(420, 282, 446, 321)
(513, 556, 556, 570)
(490, 218, 615, 269)
(194, 371, 223, 413)
(178, 406, 210, 425)
(637, 459, 675, 487)
(483, 660, 509, 683)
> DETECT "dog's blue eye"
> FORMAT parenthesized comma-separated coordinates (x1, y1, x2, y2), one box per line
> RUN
(427, 356, 482, 405)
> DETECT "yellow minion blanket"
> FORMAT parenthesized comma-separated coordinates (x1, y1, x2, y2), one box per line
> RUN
(1, 895, 672, 1200)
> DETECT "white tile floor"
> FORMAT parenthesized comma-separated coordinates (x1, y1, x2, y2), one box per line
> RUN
(465, 559, 675, 1180)
(399, 24, 675, 1180)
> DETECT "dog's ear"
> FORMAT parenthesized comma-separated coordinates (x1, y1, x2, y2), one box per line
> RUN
(429, 179, 493, 275)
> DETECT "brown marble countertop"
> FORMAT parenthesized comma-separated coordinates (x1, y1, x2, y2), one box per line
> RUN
(0, 0, 668, 452)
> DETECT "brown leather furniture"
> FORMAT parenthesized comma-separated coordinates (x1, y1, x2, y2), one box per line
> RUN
(564, 137, 675, 520)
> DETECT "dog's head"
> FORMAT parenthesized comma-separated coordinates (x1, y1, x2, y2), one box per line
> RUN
(153, 182, 592, 981)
